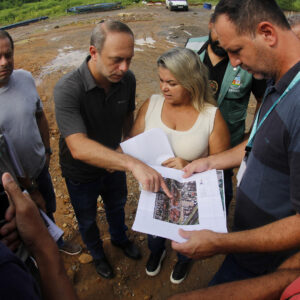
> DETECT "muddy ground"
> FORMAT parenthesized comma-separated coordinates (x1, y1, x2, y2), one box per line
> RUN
(8, 4, 256, 299)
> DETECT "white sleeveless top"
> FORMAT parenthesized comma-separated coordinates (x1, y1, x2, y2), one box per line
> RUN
(145, 94, 217, 161)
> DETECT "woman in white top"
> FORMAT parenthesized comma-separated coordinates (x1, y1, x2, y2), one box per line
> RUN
(130, 47, 230, 284)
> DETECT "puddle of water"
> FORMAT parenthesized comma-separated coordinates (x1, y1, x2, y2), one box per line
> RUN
(35, 47, 87, 86)
(183, 30, 192, 36)
(134, 47, 144, 52)
(50, 36, 63, 41)
(15, 39, 30, 45)
(135, 37, 156, 47)
(62, 46, 74, 50)
(166, 37, 178, 46)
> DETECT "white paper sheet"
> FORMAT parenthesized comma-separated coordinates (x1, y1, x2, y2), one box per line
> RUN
(132, 166, 227, 243)
(23, 190, 64, 242)
(120, 128, 174, 165)
(40, 209, 64, 242)
(122, 129, 227, 243)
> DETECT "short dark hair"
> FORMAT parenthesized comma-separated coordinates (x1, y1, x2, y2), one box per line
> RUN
(212, 0, 290, 36)
(90, 20, 133, 53)
(0, 30, 14, 51)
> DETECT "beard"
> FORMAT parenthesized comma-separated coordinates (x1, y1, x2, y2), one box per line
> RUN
(208, 32, 228, 58)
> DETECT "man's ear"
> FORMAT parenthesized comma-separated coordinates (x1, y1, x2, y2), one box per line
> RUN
(256, 21, 277, 46)
(89, 45, 98, 60)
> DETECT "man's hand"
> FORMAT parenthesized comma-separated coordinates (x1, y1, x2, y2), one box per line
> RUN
(182, 141, 248, 178)
(171, 229, 221, 259)
(131, 161, 173, 198)
(183, 157, 211, 178)
(2, 173, 54, 256)
(162, 157, 189, 170)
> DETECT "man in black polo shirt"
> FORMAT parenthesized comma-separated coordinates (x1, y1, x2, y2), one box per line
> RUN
(54, 20, 171, 279)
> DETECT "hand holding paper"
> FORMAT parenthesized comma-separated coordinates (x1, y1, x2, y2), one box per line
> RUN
(162, 157, 189, 170)
(171, 228, 223, 259)
(121, 129, 227, 243)
(132, 166, 227, 243)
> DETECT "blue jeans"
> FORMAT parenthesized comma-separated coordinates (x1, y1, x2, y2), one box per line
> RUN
(209, 254, 258, 286)
(36, 164, 63, 247)
(36, 164, 56, 221)
(148, 235, 191, 262)
(65, 171, 128, 260)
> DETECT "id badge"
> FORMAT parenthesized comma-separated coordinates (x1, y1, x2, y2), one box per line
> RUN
(237, 154, 248, 187)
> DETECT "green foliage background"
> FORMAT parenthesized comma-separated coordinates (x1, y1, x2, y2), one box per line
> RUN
(0, 0, 124, 25)
(0, 0, 299, 26)
(278, 0, 300, 11)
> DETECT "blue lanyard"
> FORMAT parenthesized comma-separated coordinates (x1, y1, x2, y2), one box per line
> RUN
(247, 71, 300, 149)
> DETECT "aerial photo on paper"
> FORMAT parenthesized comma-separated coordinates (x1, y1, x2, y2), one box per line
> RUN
(154, 178, 199, 225)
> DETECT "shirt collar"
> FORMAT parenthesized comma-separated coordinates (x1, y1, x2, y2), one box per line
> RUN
(274, 60, 300, 94)
(79, 55, 126, 92)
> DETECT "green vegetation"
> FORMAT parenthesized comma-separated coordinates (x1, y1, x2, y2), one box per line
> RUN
(0, 0, 134, 26)
(278, 0, 300, 11)
(0, 0, 299, 26)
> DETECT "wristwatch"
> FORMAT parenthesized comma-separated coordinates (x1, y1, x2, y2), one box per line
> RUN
(45, 147, 53, 155)
(27, 179, 39, 193)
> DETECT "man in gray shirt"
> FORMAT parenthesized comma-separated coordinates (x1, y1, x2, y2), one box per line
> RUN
(0, 29, 81, 256)
(54, 20, 171, 279)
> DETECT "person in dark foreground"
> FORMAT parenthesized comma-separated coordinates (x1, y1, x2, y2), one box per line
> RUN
(0, 172, 78, 300)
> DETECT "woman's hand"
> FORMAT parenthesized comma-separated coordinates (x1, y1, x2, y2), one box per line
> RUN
(162, 157, 189, 170)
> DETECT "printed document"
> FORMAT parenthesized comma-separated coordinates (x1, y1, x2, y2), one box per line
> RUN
(121, 128, 227, 242)
(132, 166, 227, 242)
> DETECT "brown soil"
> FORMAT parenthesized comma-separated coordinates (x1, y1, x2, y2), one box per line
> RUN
(9, 5, 255, 299)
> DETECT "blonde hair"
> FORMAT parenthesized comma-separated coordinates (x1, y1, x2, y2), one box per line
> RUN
(157, 47, 215, 112)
